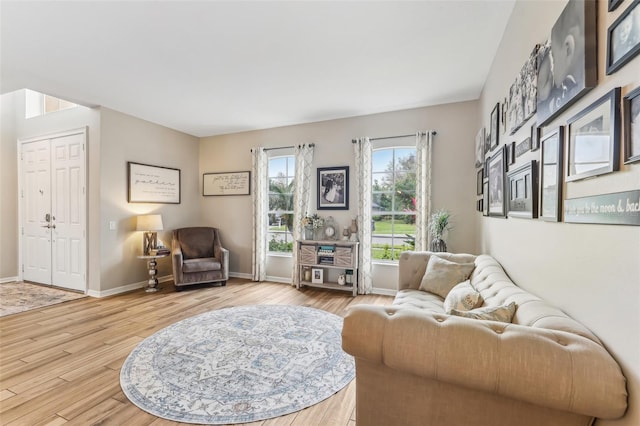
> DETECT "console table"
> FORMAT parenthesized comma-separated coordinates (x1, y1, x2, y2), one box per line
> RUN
(295, 240, 359, 296)
(137, 253, 169, 292)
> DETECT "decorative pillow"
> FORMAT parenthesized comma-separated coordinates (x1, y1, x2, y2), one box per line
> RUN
(449, 302, 518, 323)
(419, 255, 476, 298)
(443, 281, 483, 313)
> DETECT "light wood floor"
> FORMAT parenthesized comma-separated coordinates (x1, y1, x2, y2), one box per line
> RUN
(0, 279, 392, 426)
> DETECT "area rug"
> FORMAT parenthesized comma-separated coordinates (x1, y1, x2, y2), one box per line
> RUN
(0, 282, 86, 317)
(120, 304, 354, 424)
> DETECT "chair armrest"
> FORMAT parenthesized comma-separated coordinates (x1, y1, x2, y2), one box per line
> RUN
(171, 241, 184, 282)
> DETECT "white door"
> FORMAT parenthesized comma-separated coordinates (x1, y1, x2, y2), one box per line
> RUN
(21, 130, 87, 292)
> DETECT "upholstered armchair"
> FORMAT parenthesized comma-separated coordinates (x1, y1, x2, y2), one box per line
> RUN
(171, 227, 229, 291)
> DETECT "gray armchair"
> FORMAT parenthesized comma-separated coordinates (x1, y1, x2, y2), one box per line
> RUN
(171, 227, 229, 291)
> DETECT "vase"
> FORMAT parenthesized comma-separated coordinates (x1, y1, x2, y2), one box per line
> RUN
(304, 226, 314, 240)
(430, 238, 447, 252)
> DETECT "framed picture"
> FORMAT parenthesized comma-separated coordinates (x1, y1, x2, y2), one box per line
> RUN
(509, 45, 539, 135)
(317, 166, 349, 210)
(606, 0, 640, 75)
(203, 171, 250, 196)
(475, 127, 485, 168)
(540, 127, 564, 222)
(477, 169, 484, 195)
(487, 147, 506, 217)
(609, 0, 624, 12)
(482, 181, 489, 216)
(566, 87, 621, 182)
(624, 85, 640, 164)
(507, 160, 538, 219)
(536, 0, 597, 126)
(127, 162, 180, 204)
(484, 129, 491, 157)
(490, 103, 500, 151)
(531, 121, 541, 151)
(311, 268, 324, 284)
(477, 199, 484, 213)
(508, 141, 516, 166)
(516, 137, 532, 158)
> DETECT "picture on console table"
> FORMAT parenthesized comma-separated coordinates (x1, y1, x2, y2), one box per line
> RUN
(487, 146, 506, 217)
(311, 268, 324, 284)
(317, 166, 349, 210)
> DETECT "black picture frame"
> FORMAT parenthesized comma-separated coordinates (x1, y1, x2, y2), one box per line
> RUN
(508, 141, 516, 166)
(507, 160, 538, 219)
(609, 0, 624, 12)
(487, 146, 506, 217)
(317, 166, 349, 210)
(566, 87, 621, 182)
(490, 103, 500, 151)
(606, 0, 640, 74)
(536, 0, 598, 126)
(516, 137, 532, 158)
(202, 171, 251, 196)
(624, 85, 640, 164)
(531, 121, 541, 151)
(509, 45, 540, 135)
(540, 127, 564, 222)
(127, 162, 181, 204)
(477, 169, 484, 195)
(475, 127, 485, 168)
(482, 181, 489, 216)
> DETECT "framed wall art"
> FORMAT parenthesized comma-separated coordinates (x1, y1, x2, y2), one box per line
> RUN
(516, 137, 532, 158)
(475, 127, 485, 168)
(477, 169, 484, 195)
(490, 103, 500, 151)
(483, 181, 489, 216)
(128, 162, 181, 204)
(507, 160, 538, 219)
(564, 190, 640, 225)
(508, 141, 516, 166)
(487, 146, 506, 217)
(624, 85, 640, 164)
(540, 127, 564, 222)
(606, 0, 640, 75)
(203, 171, 251, 196)
(609, 0, 624, 12)
(317, 166, 349, 210)
(531, 121, 541, 151)
(508, 45, 539, 135)
(566, 87, 621, 182)
(536, 0, 597, 126)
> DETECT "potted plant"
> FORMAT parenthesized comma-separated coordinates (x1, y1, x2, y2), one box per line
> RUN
(428, 209, 451, 252)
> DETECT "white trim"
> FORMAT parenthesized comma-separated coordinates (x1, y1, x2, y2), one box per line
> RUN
(0, 277, 19, 284)
(86, 275, 173, 298)
(265, 275, 293, 284)
(229, 271, 253, 280)
(371, 287, 397, 296)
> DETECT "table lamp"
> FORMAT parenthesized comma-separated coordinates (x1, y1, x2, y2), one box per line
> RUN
(137, 214, 163, 255)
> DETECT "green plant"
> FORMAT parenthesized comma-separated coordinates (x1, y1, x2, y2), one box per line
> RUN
(428, 209, 451, 239)
(268, 238, 293, 252)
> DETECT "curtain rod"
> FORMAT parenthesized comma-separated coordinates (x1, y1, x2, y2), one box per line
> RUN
(351, 130, 437, 143)
(251, 143, 315, 152)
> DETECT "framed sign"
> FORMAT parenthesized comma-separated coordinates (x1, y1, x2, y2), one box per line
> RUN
(489, 103, 500, 151)
(564, 190, 640, 225)
(566, 87, 621, 182)
(487, 146, 506, 217)
(540, 127, 564, 222)
(624, 85, 640, 164)
(203, 171, 251, 196)
(128, 162, 180, 204)
(606, 0, 640, 75)
(507, 160, 538, 219)
(318, 166, 349, 210)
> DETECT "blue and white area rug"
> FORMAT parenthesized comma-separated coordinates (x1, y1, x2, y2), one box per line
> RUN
(120, 304, 354, 424)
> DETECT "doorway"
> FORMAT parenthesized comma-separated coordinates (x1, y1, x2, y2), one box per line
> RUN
(19, 128, 87, 292)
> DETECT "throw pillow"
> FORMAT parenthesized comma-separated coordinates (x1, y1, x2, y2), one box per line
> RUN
(449, 301, 518, 323)
(443, 281, 483, 313)
(419, 255, 476, 298)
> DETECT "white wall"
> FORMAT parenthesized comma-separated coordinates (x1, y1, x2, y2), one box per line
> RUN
(200, 101, 480, 291)
(479, 1, 639, 424)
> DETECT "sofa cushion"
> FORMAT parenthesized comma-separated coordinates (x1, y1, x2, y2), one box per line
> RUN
(449, 301, 517, 323)
(393, 289, 445, 312)
(443, 281, 483, 313)
(419, 255, 475, 298)
(182, 257, 221, 273)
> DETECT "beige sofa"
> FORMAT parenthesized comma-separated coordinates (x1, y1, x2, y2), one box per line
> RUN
(342, 252, 628, 426)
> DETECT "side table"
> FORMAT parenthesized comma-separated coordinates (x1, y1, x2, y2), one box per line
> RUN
(137, 253, 169, 292)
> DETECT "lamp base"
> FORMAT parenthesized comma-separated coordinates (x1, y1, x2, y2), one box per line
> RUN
(143, 232, 158, 255)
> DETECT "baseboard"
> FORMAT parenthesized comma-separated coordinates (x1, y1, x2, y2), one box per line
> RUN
(371, 287, 397, 296)
(229, 272, 253, 280)
(0, 276, 19, 284)
(87, 275, 173, 298)
(265, 275, 293, 284)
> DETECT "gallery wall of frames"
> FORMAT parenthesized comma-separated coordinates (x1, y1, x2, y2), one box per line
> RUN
(474, 0, 640, 227)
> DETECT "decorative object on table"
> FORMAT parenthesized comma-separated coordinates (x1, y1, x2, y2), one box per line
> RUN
(323, 216, 337, 240)
(317, 166, 349, 210)
(487, 146, 507, 217)
(136, 214, 163, 255)
(540, 127, 565, 222)
(171, 227, 229, 290)
(507, 160, 538, 219)
(624, 85, 640, 164)
(337, 274, 346, 285)
(536, 0, 597, 126)
(531, 121, 541, 151)
(609, 0, 624, 12)
(345, 269, 354, 285)
(342, 226, 350, 241)
(508, 45, 540, 135)
(300, 213, 324, 240)
(489, 103, 500, 151)
(606, 0, 640, 74)
(477, 169, 484, 195)
(475, 127, 485, 168)
(349, 217, 358, 242)
(120, 305, 354, 424)
(566, 87, 621, 182)
(564, 190, 640, 225)
(0, 282, 86, 317)
(515, 137, 532, 158)
(128, 162, 180, 204)
(303, 267, 312, 282)
(428, 209, 451, 252)
(202, 171, 250, 196)
(311, 268, 324, 284)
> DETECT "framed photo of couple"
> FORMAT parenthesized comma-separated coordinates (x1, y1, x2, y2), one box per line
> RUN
(317, 166, 349, 210)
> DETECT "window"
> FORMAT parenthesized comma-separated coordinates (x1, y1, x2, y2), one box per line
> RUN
(268, 155, 295, 254)
(25, 89, 77, 118)
(371, 147, 417, 261)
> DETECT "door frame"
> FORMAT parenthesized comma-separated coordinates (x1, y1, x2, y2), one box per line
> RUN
(17, 127, 88, 293)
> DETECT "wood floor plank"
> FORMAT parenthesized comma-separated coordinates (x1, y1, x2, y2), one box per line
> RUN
(0, 279, 392, 425)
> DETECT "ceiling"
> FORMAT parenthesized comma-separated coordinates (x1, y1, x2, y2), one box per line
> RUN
(1, 1, 515, 138)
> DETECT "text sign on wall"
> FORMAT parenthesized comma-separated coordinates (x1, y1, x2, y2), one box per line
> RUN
(564, 190, 640, 225)
(203, 171, 251, 196)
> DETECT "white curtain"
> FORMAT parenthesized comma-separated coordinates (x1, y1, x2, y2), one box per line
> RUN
(291, 144, 315, 285)
(414, 131, 434, 251)
(251, 147, 268, 282)
(353, 137, 373, 294)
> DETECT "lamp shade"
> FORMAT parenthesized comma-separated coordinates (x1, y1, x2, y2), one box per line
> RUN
(136, 214, 163, 231)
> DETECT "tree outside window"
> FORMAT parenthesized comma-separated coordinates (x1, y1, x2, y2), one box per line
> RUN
(268, 156, 295, 253)
(371, 147, 417, 261)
